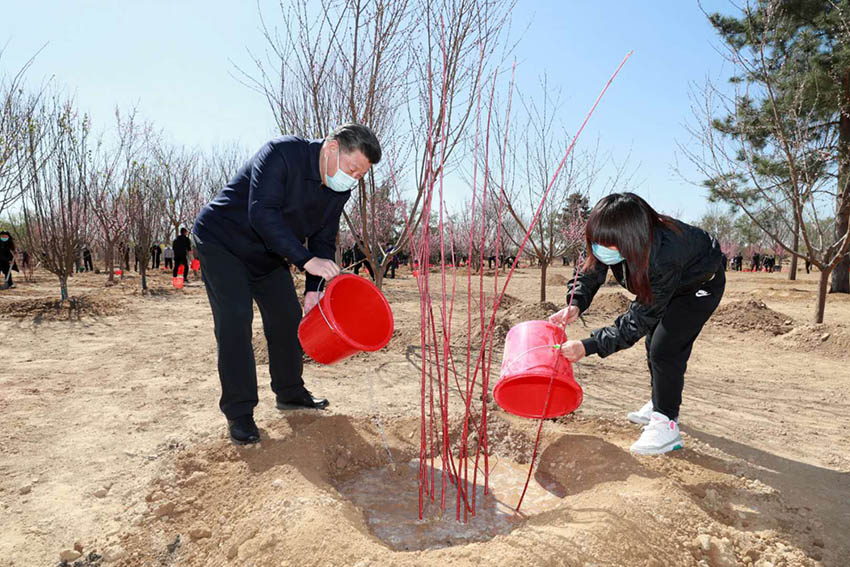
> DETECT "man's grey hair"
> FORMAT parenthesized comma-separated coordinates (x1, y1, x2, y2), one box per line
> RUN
(327, 123, 382, 164)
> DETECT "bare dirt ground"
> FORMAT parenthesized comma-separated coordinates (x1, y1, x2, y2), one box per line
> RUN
(1, 265, 848, 567)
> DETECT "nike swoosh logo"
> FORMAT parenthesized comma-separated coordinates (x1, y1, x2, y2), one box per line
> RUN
(695, 290, 710, 297)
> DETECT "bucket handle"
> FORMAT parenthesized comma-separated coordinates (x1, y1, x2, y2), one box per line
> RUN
(311, 277, 340, 336)
(307, 260, 368, 333)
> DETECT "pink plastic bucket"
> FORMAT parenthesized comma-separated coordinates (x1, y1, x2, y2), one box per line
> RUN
(494, 320, 583, 419)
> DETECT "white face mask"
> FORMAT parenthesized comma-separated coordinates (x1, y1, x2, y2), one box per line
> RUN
(324, 147, 358, 192)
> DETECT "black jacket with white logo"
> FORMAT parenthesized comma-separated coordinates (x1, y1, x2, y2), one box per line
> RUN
(567, 220, 724, 358)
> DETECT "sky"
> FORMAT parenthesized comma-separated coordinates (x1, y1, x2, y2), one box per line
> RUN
(0, 0, 735, 223)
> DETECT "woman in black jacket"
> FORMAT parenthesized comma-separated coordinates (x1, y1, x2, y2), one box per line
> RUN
(550, 193, 725, 455)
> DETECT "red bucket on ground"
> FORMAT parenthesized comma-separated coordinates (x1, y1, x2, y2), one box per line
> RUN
(298, 273, 394, 365)
(190, 258, 200, 271)
(172, 276, 184, 289)
(494, 320, 583, 419)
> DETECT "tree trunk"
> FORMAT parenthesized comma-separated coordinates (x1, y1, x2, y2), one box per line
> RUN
(141, 266, 148, 291)
(830, 70, 850, 293)
(788, 214, 799, 280)
(59, 275, 68, 301)
(539, 259, 548, 302)
(374, 258, 384, 290)
(815, 268, 831, 323)
(106, 242, 115, 282)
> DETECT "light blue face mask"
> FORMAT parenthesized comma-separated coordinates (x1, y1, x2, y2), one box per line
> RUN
(591, 243, 624, 265)
(325, 147, 358, 192)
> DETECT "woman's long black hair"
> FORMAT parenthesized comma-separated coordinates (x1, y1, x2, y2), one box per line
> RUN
(583, 193, 680, 304)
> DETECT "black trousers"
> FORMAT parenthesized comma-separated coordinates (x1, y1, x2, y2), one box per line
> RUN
(165, 257, 173, 269)
(196, 239, 305, 419)
(644, 269, 725, 420)
(151, 255, 160, 269)
(384, 262, 396, 279)
(1, 262, 12, 286)
(84, 257, 93, 271)
(173, 256, 190, 281)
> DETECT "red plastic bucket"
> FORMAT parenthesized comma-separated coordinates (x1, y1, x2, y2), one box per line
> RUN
(172, 276, 184, 289)
(298, 274, 394, 364)
(494, 320, 583, 419)
(114, 268, 123, 276)
(190, 258, 200, 271)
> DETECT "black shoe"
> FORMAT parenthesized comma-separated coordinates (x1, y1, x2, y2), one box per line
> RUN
(227, 415, 260, 444)
(276, 389, 329, 410)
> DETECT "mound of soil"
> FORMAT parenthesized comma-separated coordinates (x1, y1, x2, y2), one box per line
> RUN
(0, 295, 124, 320)
(469, 301, 560, 349)
(585, 292, 632, 317)
(548, 273, 568, 286)
(710, 300, 793, 335)
(387, 293, 525, 349)
(110, 415, 820, 567)
(495, 293, 521, 309)
(772, 323, 850, 358)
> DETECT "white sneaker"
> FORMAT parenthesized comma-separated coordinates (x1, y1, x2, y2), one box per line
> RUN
(630, 412, 684, 455)
(627, 400, 653, 425)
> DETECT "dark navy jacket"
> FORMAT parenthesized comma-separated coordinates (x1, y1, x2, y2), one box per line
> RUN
(194, 136, 350, 292)
(567, 220, 724, 358)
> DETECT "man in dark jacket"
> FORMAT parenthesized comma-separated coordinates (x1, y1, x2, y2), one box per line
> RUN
(0, 231, 17, 288)
(172, 229, 192, 282)
(150, 244, 162, 269)
(193, 123, 381, 444)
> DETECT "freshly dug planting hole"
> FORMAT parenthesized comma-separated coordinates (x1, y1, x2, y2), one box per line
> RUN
(334, 457, 563, 551)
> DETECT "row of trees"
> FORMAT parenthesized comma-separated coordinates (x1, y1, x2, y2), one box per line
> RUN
(8, 1, 845, 325)
(0, 57, 245, 298)
(685, 0, 850, 323)
(2, 1, 618, 305)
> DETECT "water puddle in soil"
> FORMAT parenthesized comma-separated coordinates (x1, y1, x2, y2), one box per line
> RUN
(335, 458, 564, 551)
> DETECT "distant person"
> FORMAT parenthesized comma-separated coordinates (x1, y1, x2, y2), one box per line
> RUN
(164, 245, 174, 269)
(352, 242, 374, 279)
(74, 247, 84, 273)
(133, 244, 144, 272)
(751, 252, 761, 271)
(734, 254, 743, 271)
(342, 246, 354, 268)
(150, 244, 162, 269)
(550, 193, 725, 455)
(488, 255, 497, 269)
(193, 123, 381, 444)
(805, 258, 811, 274)
(172, 228, 192, 283)
(121, 242, 130, 271)
(0, 231, 17, 288)
(83, 246, 94, 272)
(20, 250, 32, 281)
(383, 245, 398, 279)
